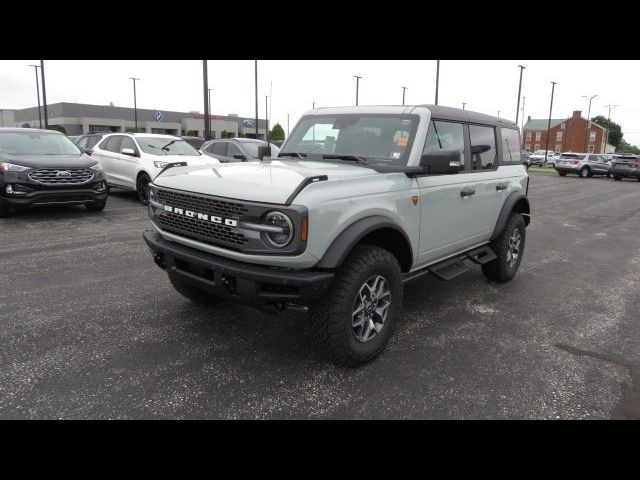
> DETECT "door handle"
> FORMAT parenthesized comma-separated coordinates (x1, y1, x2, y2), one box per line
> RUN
(496, 183, 508, 191)
(460, 187, 476, 197)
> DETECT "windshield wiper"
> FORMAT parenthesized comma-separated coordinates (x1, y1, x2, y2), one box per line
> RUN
(278, 152, 307, 158)
(161, 140, 177, 151)
(320, 154, 369, 164)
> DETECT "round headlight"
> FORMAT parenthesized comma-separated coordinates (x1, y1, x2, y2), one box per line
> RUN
(263, 211, 294, 248)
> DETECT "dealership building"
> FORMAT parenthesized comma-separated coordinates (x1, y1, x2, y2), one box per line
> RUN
(2, 102, 268, 139)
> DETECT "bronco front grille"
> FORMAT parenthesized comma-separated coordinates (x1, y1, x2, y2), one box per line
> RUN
(154, 188, 249, 248)
(28, 168, 94, 185)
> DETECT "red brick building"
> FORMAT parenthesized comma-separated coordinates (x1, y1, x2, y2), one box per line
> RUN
(522, 110, 608, 154)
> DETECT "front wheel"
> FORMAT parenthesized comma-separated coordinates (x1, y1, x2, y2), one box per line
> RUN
(137, 173, 152, 205)
(558, 172, 567, 176)
(85, 201, 106, 212)
(0, 198, 11, 218)
(613, 175, 622, 181)
(482, 213, 526, 283)
(309, 244, 403, 367)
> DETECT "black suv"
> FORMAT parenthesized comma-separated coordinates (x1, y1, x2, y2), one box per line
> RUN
(74, 132, 112, 155)
(0, 128, 108, 217)
(610, 154, 640, 181)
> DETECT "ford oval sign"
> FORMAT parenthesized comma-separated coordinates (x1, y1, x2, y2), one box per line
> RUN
(243, 119, 256, 128)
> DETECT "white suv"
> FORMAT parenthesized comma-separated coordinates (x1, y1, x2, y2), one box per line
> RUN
(92, 133, 219, 204)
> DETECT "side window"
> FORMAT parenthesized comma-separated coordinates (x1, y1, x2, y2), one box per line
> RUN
(103, 136, 123, 153)
(87, 136, 103, 148)
(120, 136, 139, 155)
(500, 127, 521, 164)
(469, 125, 497, 170)
(422, 121, 465, 165)
(76, 136, 88, 148)
(228, 143, 244, 158)
(208, 142, 228, 156)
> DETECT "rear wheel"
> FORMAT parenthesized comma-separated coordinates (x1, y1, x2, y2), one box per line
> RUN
(86, 201, 106, 212)
(167, 270, 225, 304)
(309, 244, 402, 367)
(482, 213, 526, 283)
(614, 175, 622, 181)
(136, 173, 151, 205)
(579, 167, 590, 178)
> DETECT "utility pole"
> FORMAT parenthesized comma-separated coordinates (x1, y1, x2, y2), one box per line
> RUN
(40, 60, 48, 128)
(582, 94, 598, 152)
(603, 104, 619, 153)
(208, 88, 213, 139)
(401, 86, 407, 105)
(516, 65, 525, 125)
(354, 76, 362, 106)
(521, 96, 526, 132)
(254, 60, 258, 139)
(130, 77, 140, 132)
(435, 60, 440, 105)
(265, 95, 270, 144)
(545, 82, 557, 164)
(29, 64, 42, 128)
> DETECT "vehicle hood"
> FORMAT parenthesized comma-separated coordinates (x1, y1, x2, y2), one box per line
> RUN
(0, 153, 98, 169)
(152, 159, 378, 204)
(155, 154, 219, 165)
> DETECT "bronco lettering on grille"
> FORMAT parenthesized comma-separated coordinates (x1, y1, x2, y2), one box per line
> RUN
(163, 205, 238, 227)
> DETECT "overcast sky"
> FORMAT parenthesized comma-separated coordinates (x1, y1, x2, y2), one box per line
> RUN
(1, 60, 639, 145)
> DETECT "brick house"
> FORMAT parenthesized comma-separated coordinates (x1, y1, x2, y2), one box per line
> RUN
(522, 110, 608, 154)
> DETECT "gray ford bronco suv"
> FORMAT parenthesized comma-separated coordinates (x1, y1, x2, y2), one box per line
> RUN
(143, 105, 530, 366)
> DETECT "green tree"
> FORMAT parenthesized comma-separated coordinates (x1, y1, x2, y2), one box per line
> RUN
(48, 125, 67, 135)
(270, 123, 285, 141)
(221, 129, 228, 139)
(616, 139, 640, 154)
(591, 115, 623, 148)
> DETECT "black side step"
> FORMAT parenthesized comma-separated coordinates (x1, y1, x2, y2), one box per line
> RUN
(466, 246, 497, 265)
(428, 258, 469, 281)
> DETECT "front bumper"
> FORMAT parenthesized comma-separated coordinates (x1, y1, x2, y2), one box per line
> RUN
(0, 171, 107, 208)
(143, 229, 334, 304)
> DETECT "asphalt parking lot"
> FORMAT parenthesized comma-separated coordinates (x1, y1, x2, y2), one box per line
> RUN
(1, 174, 639, 419)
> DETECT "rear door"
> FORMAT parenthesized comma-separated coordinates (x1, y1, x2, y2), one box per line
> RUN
(96, 135, 124, 186)
(117, 136, 142, 188)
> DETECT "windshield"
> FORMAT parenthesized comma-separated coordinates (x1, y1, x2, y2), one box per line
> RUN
(137, 137, 201, 156)
(280, 114, 419, 165)
(0, 131, 82, 155)
(239, 141, 281, 158)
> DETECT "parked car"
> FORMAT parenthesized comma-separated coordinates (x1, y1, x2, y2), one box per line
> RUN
(143, 105, 530, 366)
(68, 135, 82, 145)
(0, 128, 108, 217)
(91, 133, 219, 205)
(74, 132, 112, 156)
(554, 152, 611, 178)
(528, 149, 556, 167)
(200, 138, 281, 163)
(610, 154, 640, 182)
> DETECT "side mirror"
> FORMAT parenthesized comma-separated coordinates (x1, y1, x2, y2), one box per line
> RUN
(257, 145, 271, 160)
(420, 150, 463, 174)
(233, 154, 246, 160)
(121, 148, 136, 157)
(82, 148, 93, 156)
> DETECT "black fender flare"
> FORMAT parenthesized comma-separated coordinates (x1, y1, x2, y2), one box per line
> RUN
(315, 216, 413, 270)
(491, 192, 531, 240)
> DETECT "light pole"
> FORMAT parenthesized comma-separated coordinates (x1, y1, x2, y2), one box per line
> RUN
(208, 88, 213, 139)
(265, 95, 270, 144)
(287, 113, 290, 136)
(401, 86, 407, 105)
(435, 60, 440, 105)
(462, 102, 466, 110)
(498, 110, 501, 118)
(354, 76, 362, 106)
(29, 64, 43, 128)
(545, 82, 557, 164)
(40, 60, 48, 129)
(603, 104, 619, 153)
(582, 94, 598, 152)
(516, 65, 525, 125)
(129, 77, 140, 132)
(254, 60, 258, 139)
(521, 96, 526, 132)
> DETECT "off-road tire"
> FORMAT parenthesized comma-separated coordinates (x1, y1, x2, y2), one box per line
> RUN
(482, 213, 526, 283)
(168, 270, 225, 304)
(308, 244, 403, 367)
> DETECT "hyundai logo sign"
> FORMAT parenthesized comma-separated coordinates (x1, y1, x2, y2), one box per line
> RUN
(243, 119, 256, 128)
(154, 111, 165, 122)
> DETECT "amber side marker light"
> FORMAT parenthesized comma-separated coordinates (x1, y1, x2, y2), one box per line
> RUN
(301, 218, 309, 241)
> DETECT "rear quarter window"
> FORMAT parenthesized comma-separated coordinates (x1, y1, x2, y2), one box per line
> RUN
(500, 127, 521, 164)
